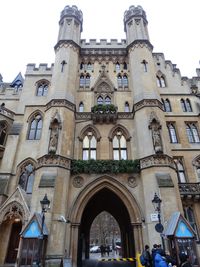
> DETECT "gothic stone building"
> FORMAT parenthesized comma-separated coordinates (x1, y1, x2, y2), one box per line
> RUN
(0, 5, 200, 267)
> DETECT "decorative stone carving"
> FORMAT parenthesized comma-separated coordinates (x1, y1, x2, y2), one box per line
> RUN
(179, 183, 200, 200)
(140, 154, 175, 170)
(134, 99, 163, 112)
(149, 112, 163, 154)
(37, 154, 71, 170)
(72, 176, 84, 188)
(46, 99, 75, 112)
(192, 156, 200, 167)
(48, 111, 62, 154)
(127, 176, 137, 188)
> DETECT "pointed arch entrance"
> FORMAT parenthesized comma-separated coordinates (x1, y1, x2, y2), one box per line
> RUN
(69, 176, 143, 267)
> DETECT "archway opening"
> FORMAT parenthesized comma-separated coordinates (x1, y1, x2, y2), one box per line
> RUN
(5, 220, 22, 263)
(89, 211, 121, 258)
(77, 188, 135, 265)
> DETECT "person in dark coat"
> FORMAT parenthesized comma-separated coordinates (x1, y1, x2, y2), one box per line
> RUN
(143, 245, 152, 267)
(151, 244, 158, 267)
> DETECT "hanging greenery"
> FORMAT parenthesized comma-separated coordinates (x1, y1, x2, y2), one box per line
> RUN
(91, 104, 118, 114)
(71, 159, 140, 174)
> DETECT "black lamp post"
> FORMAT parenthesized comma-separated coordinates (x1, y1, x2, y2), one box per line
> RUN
(152, 193, 165, 252)
(37, 194, 50, 267)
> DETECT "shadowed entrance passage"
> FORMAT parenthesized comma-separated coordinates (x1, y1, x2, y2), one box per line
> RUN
(77, 188, 135, 267)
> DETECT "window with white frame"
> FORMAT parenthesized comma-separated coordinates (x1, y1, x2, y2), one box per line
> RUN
(186, 123, 200, 143)
(112, 131, 127, 160)
(174, 158, 187, 183)
(167, 123, 178, 143)
(82, 131, 97, 160)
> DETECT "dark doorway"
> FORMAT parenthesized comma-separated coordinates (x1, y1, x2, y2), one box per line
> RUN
(5, 220, 22, 263)
(77, 188, 135, 267)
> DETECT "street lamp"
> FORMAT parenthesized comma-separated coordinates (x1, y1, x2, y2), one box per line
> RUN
(37, 194, 50, 267)
(152, 193, 165, 252)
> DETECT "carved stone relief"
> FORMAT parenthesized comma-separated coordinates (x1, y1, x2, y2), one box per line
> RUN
(72, 176, 84, 188)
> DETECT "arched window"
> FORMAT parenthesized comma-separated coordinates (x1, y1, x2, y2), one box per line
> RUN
(80, 62, 84, 70)
(112, 131, 127, 160)
(122, 74, 128, 87)
(184, 207, 199, 240)
(163, 99, 171, 112)
(186, 123, 200, 143)
(85, 74, 90, 87)
(167, 123, 178, 143)
(123, 62, 127, 70)
(174, 158, 186, 183)
(97, 96, 104, 105)
(156, 75, 166, 88)
(181, 99, 187, 112)
(36, 81, 48, 96)
(87, 62, 92, 71)
(115, 62, 120, 72)
(141, 60, 148, 72)
(80, 74, 85, 87)
(185, 99, 192, 112)
(82, 132, 97, 160)
(105, 96, 111, 105)
(0, 121, 8, 145)
(117, 74, 122, 87)
(197, 167, 200, 181)
(28, 114, 42, 140)
(124, 102, 130, 112)
(18, 163, 35, 193)
(79, 102, 84, 112)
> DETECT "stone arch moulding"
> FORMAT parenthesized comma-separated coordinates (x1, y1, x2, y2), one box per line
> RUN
(192, 155, 200, 167)
(26, 109, 44, 123)
(68, 174, 143, 224)
(0, 187, 30, 225)
(78, 124, 101, 142)
(108, 124, 131, 141)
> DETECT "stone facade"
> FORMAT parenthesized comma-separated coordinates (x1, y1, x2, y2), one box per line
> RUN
(0, 4, 200, 267)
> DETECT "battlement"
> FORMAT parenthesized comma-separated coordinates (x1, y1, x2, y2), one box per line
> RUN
(60, 5, 83, 31)
(81, 39, 126, 49)
(124, 5, 147, 27)
(26, 63, 54, 75)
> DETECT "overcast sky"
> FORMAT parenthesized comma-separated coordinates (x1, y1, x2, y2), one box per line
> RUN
(0, 0, 200, 82)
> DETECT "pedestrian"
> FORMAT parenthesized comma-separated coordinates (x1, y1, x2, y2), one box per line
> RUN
(151, 244, 158, 267)
(100, 245, 104, 257)
(154, 249, 168, 267)
(106, 245, 110, 256)
(141, 245, 152, 267)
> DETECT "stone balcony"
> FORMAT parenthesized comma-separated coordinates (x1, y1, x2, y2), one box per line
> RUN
(178, 183, 200, 200)
(91, 104, 118, 124)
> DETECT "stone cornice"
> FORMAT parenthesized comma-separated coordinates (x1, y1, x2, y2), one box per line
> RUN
(134, 99, 164, 112)
(54, 40, 80, 53)
(140, 154, 176, 170)
(127, 40, 153, 52)
(36, 154, 71, 170)
(45, 99, 75, 112)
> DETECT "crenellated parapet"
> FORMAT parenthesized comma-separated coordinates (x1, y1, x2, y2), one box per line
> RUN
(60, 5, 83, 31)
(25, 63, 54, 76)
(124, 5, 147, 32)
(80, 39, 127, 59)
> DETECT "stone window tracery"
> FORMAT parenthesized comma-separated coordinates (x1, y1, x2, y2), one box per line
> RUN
(27, 113, 43, 140)
(79, 73, 90, 88)
(167, 123, 178, 143)
(83, 131, 97, 160)
(36, 80, 49, 96)
(161, 98, 172, 112)
(156, 74, 166, 88)
(181, 98, 192, 112)
(112, 131, 127, 160)
(18, 163, 35, 193)
(186, 123, 200, 143)
(174, 158, 187, 183)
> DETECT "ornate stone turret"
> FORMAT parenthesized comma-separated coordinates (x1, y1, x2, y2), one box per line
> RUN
(124, 5, 150, 45)
(57, 5, 83, 45)
(50, 5, 83, 101)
